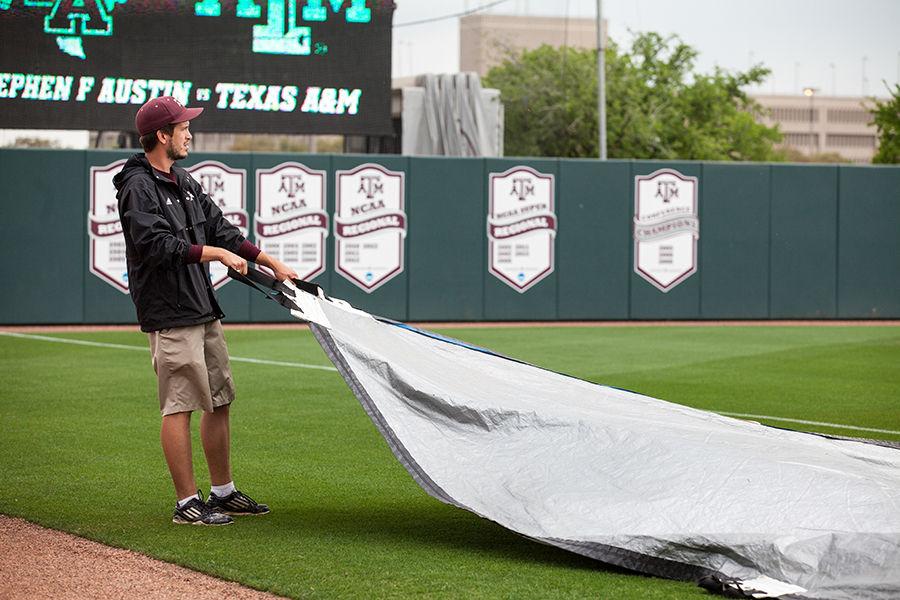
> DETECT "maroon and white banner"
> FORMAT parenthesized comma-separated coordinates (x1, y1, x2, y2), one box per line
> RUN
(335, 163, 406, 292)
(488, 166, 556, 292)
(633, 168, 700, 292)
(335, 213, 406, 238)
(255, 162, 328, 281)
(187, 160, 248, 289)
(88, 159, 129, 293)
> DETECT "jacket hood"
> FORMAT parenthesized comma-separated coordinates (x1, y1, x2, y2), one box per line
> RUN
(112, 153, 153, 191)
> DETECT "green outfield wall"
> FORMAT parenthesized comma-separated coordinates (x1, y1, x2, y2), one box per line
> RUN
(1, 149, 897, 324)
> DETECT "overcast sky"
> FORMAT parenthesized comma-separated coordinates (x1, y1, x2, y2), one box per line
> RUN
(392, 0, 900, 98)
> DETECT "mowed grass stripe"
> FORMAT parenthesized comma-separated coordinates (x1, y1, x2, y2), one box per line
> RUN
(0, 331, 337, 371)
(1, 325, 898, 599)
(1, 329, 897, 436)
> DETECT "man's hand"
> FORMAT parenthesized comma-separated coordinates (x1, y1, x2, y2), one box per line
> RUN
(200, 246, 247, 274)
(217, 248, 248, 275)
(268, 257, 299, 282)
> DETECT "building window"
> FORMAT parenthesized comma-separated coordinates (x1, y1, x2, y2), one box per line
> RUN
(769, 107, 817, 122)
(826, 109, 871, 124)
(783, 132, 817, 146)
(825, 134, 877, 148)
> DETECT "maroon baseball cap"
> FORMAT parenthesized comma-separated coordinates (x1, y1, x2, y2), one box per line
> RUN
(135, 96, 203, 136)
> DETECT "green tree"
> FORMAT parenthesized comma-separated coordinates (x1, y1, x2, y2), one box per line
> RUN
(483, 32, 782, 160)
(870, 83, 900, 164)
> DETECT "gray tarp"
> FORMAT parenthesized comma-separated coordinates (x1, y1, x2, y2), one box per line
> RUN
(272, 280, 900, 600)
(401, 73, 502, 157)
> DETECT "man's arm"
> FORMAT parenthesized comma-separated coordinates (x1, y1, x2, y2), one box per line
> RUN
(254, 250, 299, 282)
(193, 241, 297, 282)
(229, 240, 298, 281)
(199, 245, 248, 275)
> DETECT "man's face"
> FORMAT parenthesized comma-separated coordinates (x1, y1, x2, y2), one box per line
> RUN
(164, 121, 192, 160)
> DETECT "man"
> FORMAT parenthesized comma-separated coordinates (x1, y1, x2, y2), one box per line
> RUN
(114, 96, 298, 525)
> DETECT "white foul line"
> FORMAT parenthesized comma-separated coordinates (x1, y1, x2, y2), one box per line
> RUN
(716, 411, 900, 436)
(2, 331, 898, 436)
(228, 356, 335, 371)
(0, 331, 149, 352)
(0, 330, 337, 372)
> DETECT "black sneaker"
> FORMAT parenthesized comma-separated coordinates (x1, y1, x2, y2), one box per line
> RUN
(206, 489, 270, 516)
(173, 491, 233, 526)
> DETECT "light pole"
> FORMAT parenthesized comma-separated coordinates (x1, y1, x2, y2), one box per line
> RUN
(596, 0, 606, 160)
(803, 87, 818, 155)
(862, 55, 868, 95)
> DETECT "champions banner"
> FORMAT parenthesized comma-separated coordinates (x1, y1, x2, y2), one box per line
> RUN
(633, 168, 700, 292)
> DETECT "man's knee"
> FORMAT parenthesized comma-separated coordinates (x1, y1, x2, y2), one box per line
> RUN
(162, 411, 192, 425)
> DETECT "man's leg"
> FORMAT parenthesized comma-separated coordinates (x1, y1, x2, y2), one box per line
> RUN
(200, 321, 268, 515)
(151, 325, 232, 525)
(160, 411, 196, 500)
(150, 325, 212, 501)
(200, 404, 232, 486)
(163, 409, 232, 526)
(201, 402, 269, 515)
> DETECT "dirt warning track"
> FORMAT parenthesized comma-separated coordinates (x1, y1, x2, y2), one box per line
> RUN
(0, 515, 286, 600)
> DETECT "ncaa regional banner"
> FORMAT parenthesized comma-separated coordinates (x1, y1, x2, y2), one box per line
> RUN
(487, 166, 557, 293)
(186, 160, 248, 289)
(335, 163, 406, 292)
(88, 159, 128, 293)
(255, 162, 328, 281)
(633, 168, 699, 292)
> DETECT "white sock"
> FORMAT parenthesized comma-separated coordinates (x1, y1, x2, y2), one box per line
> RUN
(210, 481, 235, 498)
(177, 492, 200, 508)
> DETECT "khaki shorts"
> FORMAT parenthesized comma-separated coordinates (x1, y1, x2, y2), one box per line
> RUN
(147, 320, 235, 416)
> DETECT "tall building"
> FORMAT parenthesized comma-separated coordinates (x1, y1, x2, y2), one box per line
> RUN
(751, 94, 878, 162)
(459, 13, 881, 162)
(460, 14, 605, 78)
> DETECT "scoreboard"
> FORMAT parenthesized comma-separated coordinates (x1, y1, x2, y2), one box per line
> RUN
(0, 1, 394, 135)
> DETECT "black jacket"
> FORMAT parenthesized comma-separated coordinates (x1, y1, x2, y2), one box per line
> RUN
(114, 154, 245, 332)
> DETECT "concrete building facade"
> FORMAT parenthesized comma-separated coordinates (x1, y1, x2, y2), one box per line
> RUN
(460, 14, 605, 78)
(752, 94, 878, 162)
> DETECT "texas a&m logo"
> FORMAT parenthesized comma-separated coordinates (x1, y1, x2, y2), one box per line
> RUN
(510, 176, 535, 201)
(186, 160, 248, 289)
(487, 166, 556, 292)
(334, 163, 406, 292)
(633, 168, 699, 292)
(255, 162, 328, 281)
(88, 159, 129, 293)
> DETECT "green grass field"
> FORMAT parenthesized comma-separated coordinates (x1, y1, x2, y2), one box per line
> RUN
(1, 324, 898, 599)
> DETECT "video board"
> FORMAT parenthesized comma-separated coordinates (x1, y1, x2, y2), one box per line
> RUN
(0, 1, 394, 135)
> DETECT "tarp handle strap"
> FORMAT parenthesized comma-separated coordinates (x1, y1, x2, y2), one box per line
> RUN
(234, 266, 327, 300)
(227, 267, 301, 313)
(238, 266, 283, 291)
